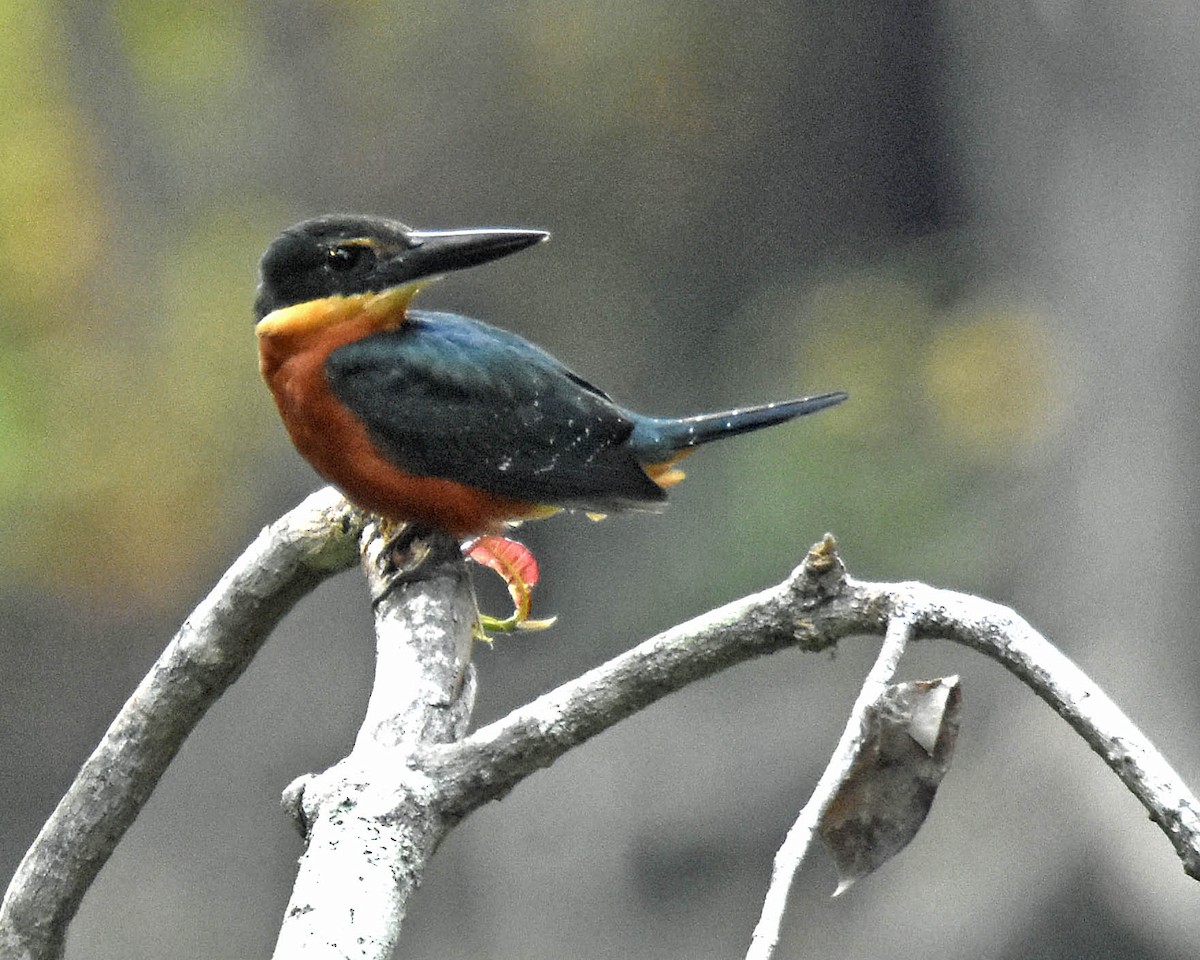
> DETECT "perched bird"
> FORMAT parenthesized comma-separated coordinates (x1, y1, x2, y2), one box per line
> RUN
(255, 214, 846, 541)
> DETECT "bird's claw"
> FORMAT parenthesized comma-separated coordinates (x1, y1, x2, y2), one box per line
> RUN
(376, 519, 432, 575)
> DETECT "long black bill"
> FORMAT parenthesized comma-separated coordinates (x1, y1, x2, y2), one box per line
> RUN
(394, 227, 549, 280)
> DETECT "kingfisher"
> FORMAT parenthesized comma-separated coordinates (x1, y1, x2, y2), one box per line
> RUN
(255, 214, 845, 564)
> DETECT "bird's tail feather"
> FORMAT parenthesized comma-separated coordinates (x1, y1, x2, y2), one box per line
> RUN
(634, 391, 848, 455)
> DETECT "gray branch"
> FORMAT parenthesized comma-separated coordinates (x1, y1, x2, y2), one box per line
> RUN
(745, 612, 916, 960)
(443, 548, 1200, 871)
(0, 488, 364, 960)
(4, 495, 1197, 960)
(271, 525, 478, 958)
(429, 542, 1200, 889)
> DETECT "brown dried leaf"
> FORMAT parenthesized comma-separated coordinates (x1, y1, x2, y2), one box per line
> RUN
(818, 676, 962, 895)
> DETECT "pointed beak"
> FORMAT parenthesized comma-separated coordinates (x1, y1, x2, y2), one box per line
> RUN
(386, 227, 549, 283)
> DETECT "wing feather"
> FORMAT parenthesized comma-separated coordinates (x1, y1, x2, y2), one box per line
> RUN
(324, 311, 666, 510)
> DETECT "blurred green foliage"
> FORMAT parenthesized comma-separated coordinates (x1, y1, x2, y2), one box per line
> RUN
(115, 0, 253, 101)
(0, 0, 281, 605)
(0, 2, 104, 309)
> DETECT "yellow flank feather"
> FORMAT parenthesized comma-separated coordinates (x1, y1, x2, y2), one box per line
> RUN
(643, 450, 691, 489)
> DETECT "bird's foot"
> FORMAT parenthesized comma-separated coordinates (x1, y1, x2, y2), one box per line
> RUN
(465, 535, 557, 637)
(368, 520, 442, 609)
(376, 519, 433, 575)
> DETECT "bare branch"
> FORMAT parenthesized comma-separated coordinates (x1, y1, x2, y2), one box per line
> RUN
(0, 488, 362, 960)
(900, 580, 1200, 879)
(745, 613, 915, 960)
(270, 526, 478, 960)
(429, 541, 1200, 882)
(7, 507, 1196, 960)
(428, 541, 856, 817)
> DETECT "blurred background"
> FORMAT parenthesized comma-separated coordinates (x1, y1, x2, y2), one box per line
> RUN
(2, 0, 1199, 957)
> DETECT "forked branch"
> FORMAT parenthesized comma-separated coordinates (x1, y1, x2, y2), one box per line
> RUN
(3, 493, 1196, 960)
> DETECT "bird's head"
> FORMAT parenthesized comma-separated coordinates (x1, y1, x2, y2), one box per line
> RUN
(254, 214, 548, 325)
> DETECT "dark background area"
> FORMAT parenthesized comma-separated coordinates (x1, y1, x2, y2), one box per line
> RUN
(2, 1, 1198, 957)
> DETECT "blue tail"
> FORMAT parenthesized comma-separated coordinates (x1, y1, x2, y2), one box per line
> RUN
(629, 391, 847, 458)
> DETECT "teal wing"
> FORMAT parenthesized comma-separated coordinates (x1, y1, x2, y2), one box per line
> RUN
(324, 310, 667, 510)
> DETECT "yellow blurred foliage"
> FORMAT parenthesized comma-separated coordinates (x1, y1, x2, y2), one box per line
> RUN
(0, 0, 106, 311)
(924, 311, 1058, 456)
(792, 274, 1060, 459)
(708, 265, 1065, 585)
(0, 2, 299, 610)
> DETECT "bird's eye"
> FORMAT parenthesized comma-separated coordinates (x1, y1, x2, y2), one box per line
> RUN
(326, 244, 376, 273)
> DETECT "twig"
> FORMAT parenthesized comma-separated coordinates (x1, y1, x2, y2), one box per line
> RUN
(745, 613, 915, 960)
(0, 488, 362, 960)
